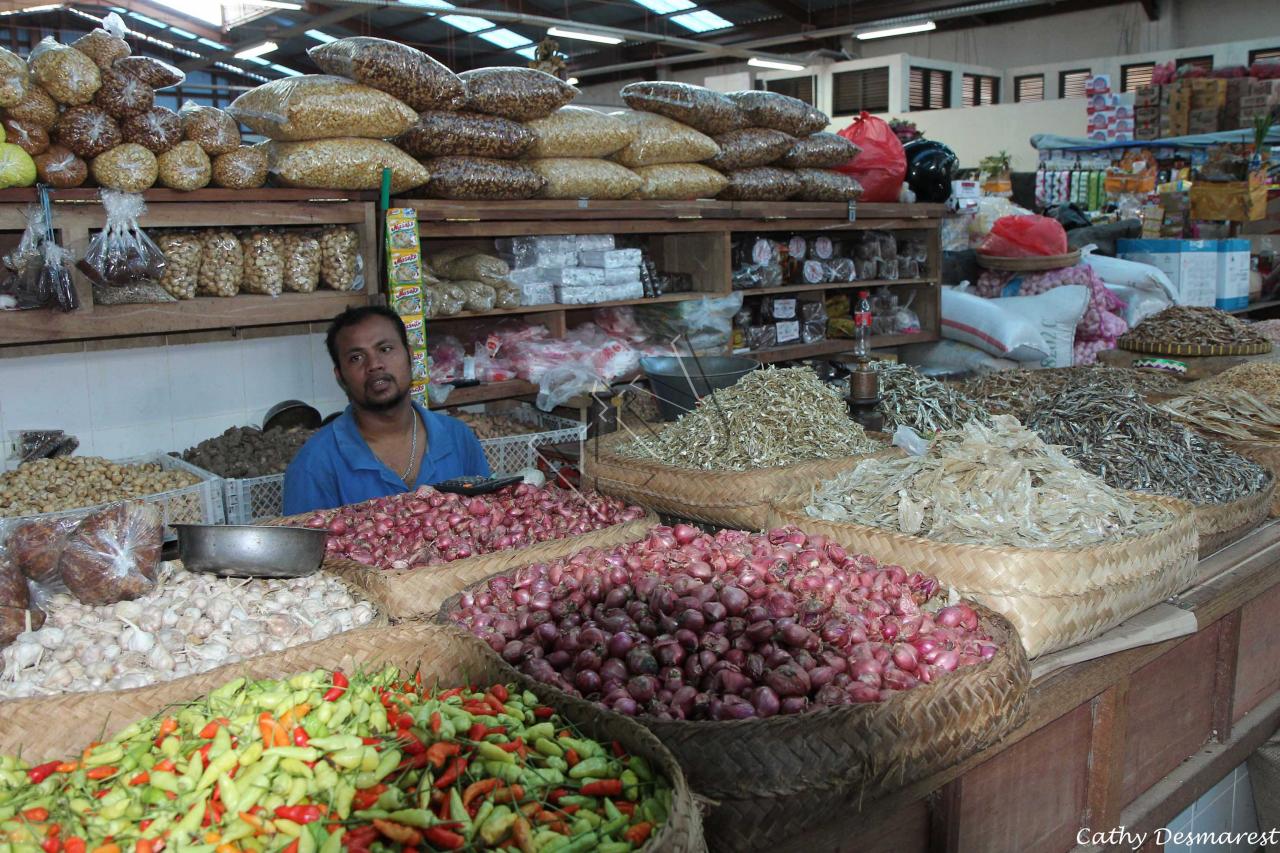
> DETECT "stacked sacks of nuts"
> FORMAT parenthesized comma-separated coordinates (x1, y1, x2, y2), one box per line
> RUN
(609, 83, 727, 201)
(227, 36, 438, 193)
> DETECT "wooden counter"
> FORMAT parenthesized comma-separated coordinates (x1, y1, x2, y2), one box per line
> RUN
(806, 522, 1280, 853)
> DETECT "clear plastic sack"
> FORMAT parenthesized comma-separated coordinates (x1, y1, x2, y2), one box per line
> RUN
(531, 158, 641, 200)
(5, 516, 75, 584)
(3, 117, 47, 155)
(93, 68, 152, 120)
(29, 38, 100, 106)
(241, 230, 284, 296)
(38, 241, 77, 313)
(57, 501, 161, 606)
(308, 37, 465, 112)
(394, 111, 533, 159)
(424, 156, 543, 200)
(7, 85, 57, 128)
(725, 90, 829, 136)
(707, 128, 795, 171)
(611, 111, 719, 168)
(54, 104, 120, 158)
(264, 138, 429, 193)
(81, 190, 165, 287)
(0, 46, 28, 109)
(455, 280, 496, 312)
(121, 106, 182, 154)
(112, 56, 183, 90)
(780, 132, 860, 169)
(91, 280, 176, 304)
(795, 167, 863, 202)
(72, 13, 131, 70)
(212, 146, 268, 189)
(319, 225, 362, 291)
(155, 231, 200, 299)
(91, 142, 157, 192)
(718, 167, 800, 201)
(0, 204, 61, 310)
(441, 253, 509, 281)
(179, 101, 240, 156)
(620, 81, 745, 136)
(198, 229, 243, 297)
(229, 75, 417, 141)
(536, 365, 608, 411)
(282, 231, 321, 293)
(156, 140, 211, 191)
(526, 106, 633, 158)
(459, 67, 577, 121)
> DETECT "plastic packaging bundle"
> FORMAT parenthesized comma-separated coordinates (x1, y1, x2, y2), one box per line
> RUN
(2, 117, 45, 156)
(707, 128, 795, 171)
(319, 225, 361, 291)
(620, 81, 745, 136)
(629, 163, 727, 200)
(28, 38, 100, 106)
(72, 13, 130, 70)
(198, 229, 243, 297)
(8, 86, 57, 128)
(53, 105, 119, 158)
(0, 143, 35, 187)
(112, 56, 183, 90)
(179, 101, 240, 156)
(38, 240, 76, 312)
(241, 230, 284, 296)
(57, 502, 161, 606)
(394, 111, 533, 159)
(81, 190, 165, 287)
(525, 106, 633, 158)
(282, 231, 321, 293)
(229, 75, 417, 141)
(423, 156, 543, 200)
(92, 69, 151, 120)
(121, 106, 181, 154)
(0, 204, 75, 311)
(91, 143, 156, 192)
(212, 146, 268, 189)
(34, 144, 86, 188)
(795, 168, 863, 202)
(610, 111, 719, 168)
(459, 67, 577, 121)
(308, 37, 465, 112)
(531, 158, 641, 200)
(264, 138, 429, 193)
(156, 140, 211, 191)
(718, 167, 800, 201)
(155, 231, 200, 299)
(780, 132, 860, 169)
(0, 46, 28, 109)
(726, 90, 829, 136)
(440, 253, 509, 281)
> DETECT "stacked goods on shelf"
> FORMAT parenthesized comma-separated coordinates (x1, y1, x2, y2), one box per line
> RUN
(735, 230, 926, 290)
(0, 626, 705, 852)
(1131, 71, 1280, 137)
(442, 525, 1028, 849)
(424, 246, 521, 313)
(504, 235, 645, 305)
(611, 108, 726, 201)
(180, 424, 314, 524)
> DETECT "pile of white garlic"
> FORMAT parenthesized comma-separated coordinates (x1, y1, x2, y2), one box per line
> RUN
(0, 563, 377, 698)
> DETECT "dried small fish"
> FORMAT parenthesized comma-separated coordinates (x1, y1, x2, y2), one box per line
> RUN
(1123, 306, 1269, 348)
(1196, 361, 1280, 405)
(963, 366, 1179, 421)
(619, 366, 881, 471)
(1027, 381, 1269, 505)
(1159, 387, 1280, 442)
(806, 415, 1175, 549)
(877, 363, 989, 433)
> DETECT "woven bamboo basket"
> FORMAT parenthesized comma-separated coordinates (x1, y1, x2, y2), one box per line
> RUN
(1192, 474, 1275, 558)
(1225, 440, 1280, 517)
(437, 575, 1029, 853)
(263, 508, 658, 619)
(769, 494, 1199, 659)
(580, 431, 879, 531)
(0, 622, 706, 853)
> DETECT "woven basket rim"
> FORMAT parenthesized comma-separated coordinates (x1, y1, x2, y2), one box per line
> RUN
(1117, 336, 1274, 357)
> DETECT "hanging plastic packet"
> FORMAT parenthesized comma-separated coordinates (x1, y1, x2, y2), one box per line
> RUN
(39, 241, 78, 312)
(79, 189, 166, 287)
(0, 203, 78, 312)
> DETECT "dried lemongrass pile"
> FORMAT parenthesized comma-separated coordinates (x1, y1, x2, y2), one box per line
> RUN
(964, 366, 1179, 420)
(877, 363, 989, 433)
(1159, 388, 1280, 442)
(806, 415, 1175, 549)
(620, 366, 881, 471)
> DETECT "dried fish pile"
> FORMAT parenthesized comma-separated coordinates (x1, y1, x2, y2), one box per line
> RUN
(1123, 306, 1269, 348)
(1026, 382, 1269, 505)
(1159, 387, 1280, 443)
(877, 363, 990, 433)
(619, 366, 881, 471)
(1198, 361, 1280, 405)
(805, 415, 1175, 549)
(963, 366, 1179, 420)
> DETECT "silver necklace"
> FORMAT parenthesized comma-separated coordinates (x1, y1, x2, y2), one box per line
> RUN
(400, 411, 418, 482)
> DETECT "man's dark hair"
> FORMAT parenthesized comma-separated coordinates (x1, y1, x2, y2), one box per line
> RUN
(325, 305, 410, 369)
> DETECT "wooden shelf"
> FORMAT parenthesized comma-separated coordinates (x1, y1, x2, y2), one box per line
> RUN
(1228, 298, 1280, 315)
(431, 379, 539, 409)
(736, 278, 934, 297)
(742, 331, 939, 364)
(429, 291, 708, 321)
(0, 188, 378, 204)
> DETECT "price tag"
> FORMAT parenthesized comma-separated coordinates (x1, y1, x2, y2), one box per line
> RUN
(776, 320, 800, 343)
(772, 298, 797, 320)
(578, 198, 589, 209)
(847, 200, 857, 222)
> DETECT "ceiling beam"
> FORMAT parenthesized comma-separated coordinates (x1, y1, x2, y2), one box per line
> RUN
(1139, 0, 1158, 20)
(178, 2, 377, 73)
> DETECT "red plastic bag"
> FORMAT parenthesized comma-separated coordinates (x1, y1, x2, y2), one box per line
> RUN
(833, 112, 905, 203)
(978, 215, 1068, 258)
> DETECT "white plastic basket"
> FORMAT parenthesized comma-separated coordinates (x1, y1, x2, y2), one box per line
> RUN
(0, 453, 224, 538)
(224, 473, 287, 526)
(474, 404, 585, 475)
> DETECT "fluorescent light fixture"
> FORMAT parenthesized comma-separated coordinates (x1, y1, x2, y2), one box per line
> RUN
(547, 26, 622, 45)
(566, 76, 579, 85)
(669, 9, 733, 33)
(630, 0, 695, 12)
(514, 46, 539, 60)
(244, 56, 271, 66)
(169, 26, 198, 38)
(197, 36, 225, 49)
(234, 40, 278, 59)
(478, 28, 532, 48)
(125, 10, 168, 27)
(748, 57, 805, 71)
(855, 20, 936, 40)
(244, 0, 303, 8)
(306, 29, 338, 42)
(270, 63, 303, 76)
(440, 14, 495, 32)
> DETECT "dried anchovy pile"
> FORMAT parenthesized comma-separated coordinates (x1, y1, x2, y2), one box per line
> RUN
(620, 366, 881, 471)
(963, 366, 1179, 420)
(1123, 306, 1270, 348)
(877, 363, 990, 433)
(1159, 388, 1280, 442)
(1026, 382, 1269, 505)
(806, 415, 1175, 549)
(1198, 361, 1280, 405)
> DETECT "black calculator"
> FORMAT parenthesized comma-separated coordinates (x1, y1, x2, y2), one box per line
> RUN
(433, 475, 525, 495)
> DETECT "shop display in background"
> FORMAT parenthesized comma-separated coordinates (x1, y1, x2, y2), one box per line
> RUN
(829, 289, 922, 339)
(732, 231, 927, 290)
(386, 207, 428, 405)
(734, 293, 828, 351)
(0, 201, 77, 312)
(179, 425, 313, 479)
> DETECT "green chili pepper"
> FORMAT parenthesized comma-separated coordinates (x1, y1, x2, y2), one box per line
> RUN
(568, 757, 609, 779)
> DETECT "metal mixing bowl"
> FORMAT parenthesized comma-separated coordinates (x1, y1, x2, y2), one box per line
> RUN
(174, 524, 327, 578)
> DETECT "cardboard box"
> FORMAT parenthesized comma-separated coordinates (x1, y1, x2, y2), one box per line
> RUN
(1136, 106, 1161, 121)
(1135, 124, 1160, 140)
(1135, 85, 1162, 107)
(1188, 106, 1221, 133)
(1191, 173, 1269, 222)
(1117, 239, 1218, 306)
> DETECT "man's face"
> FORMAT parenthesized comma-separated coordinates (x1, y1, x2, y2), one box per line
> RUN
(333, 316, 411, 412)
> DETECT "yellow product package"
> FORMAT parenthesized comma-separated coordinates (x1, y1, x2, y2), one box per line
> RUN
(410, 346, 428, 381)
(385, 206, 422, 286)
(403, 315, 426, 348)
(391, 283, 424, 318)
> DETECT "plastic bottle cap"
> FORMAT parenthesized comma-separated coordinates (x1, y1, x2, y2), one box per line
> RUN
(858, 290, 870, 297)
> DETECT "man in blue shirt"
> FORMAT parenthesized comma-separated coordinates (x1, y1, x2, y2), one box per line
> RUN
(283, 305, 490, 515)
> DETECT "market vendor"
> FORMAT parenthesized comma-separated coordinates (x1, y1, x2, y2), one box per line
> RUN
(283, 305, 490, 514)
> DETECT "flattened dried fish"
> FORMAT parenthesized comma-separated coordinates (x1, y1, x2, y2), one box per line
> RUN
(620, 366, 881, 471)
(877, 363, 989, 433)
(1160, 387, 1280, 442)
(806, 415, 1175, 549)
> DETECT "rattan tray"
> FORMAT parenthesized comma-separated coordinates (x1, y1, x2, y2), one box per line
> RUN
(975, 249, 1081, 271)
(1117, 335, 1274, 357)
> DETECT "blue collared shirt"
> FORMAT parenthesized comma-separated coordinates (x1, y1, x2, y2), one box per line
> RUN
(282, 402, 490, 515)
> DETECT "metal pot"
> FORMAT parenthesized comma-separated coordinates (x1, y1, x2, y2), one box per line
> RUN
(174, 524, 327, 578)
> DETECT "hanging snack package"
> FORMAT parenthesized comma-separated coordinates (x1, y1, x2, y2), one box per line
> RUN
(620, 81, 745, 135)
(386, 208, 428, 395)
(282, 231, 321, 293)
(610, 111, 720, 168)
(629, 163, 728, 200)
(726, 90, 829, 136)
(71, 12, 131, 70)
(34, 144, 87, 188)
(28, 38, 100, 106)
(393, 111, 533, 160)
(263, 138, 429, 193)
(0, 46, 28, 109)
(229, 75, 417, 141)
(57, 501, 162, 606)
(459, 67, 577, 121)
(308, 37, 465, 112)
(525, 106, 634, 158)
(178, 101, 240, 156)
(79, 190, 165, 287)
(155, 231, 200, 299)
(423, 156, 543, 200)
(38, 239, 77, 312)
(706, 128, 796, 171)
(1, 204, 49, 309)
(531, 158, 641, 200)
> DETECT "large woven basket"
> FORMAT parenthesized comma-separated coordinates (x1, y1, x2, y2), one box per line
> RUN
(1193, 475, 1275, 558)
(580, 431, 878, 530)
(1225, 440, 1280, 517)
(770, 493, 1199, 659)
(264, 508, 658, 619)
(438, 572, 1029, 853)
(0, 622, 706, 853)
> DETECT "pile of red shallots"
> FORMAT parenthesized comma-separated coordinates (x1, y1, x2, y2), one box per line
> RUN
(300, 485, 646, 571)
(446, 524, 1000, 720)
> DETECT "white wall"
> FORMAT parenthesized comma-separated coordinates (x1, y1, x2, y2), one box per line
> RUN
(0, 333, 349, 468)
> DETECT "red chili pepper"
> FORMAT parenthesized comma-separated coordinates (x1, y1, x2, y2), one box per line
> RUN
(85, 766, 117, 781)
(198, 721, 222, 739)
(579, 779, 624, 797)
(429, 712, 442, 734)
(399, 733, 426, 756)
(360, 737, 380, 746)
(274, 805, 326, 824)
(461, 702, 491, 716)
(548, 788, 569, 805)
(138, 821, 152, 832)
(565, 749, 580, 768)
(421, 828, 464, 851)
(41, 838, 60, 853)
(466, 723, 485, 742)
(27, 761, 61, 784)
(23, 807, 50, 822)
(153, 717, 178, 749)
(128, 772, 149, 787)
(352, 784, 387, 811)
(198, 743, 213, 764)
(485, 695, 506, 716)
(433, 757, 467, 789)
(282, 841, 299, 853)
(496, 740, 522, 753)
(625, 822, 653, 844)
(490, 684, 509, 702)
(533, 706, 554, 719)
(615, 801, 636, 817)
(63, 840, 85, 853)
(322, 671, 349, 703)
(341, 827, 379, 849)
(94, 790, 110, 800)
(292, 727, 309, 748)
(611, 740, 626, 758)
(153, 759, 176, 773)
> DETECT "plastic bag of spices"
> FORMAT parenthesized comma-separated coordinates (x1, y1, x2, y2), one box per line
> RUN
(718, 166, 801, 201)
(393, 111, 534, 160)
(423, 156, 543, 200)
(779, 132, 860, 169)
(80, 190, 166, 287)
(28, 38, 100, 106)
(620, 81, 745, 136)
(72, 12, 131, 70)
(308, 37, 465, 112)
(459, 67, 577, 121)
(706, 128, 795, 171)
(726, 90, 829, 137)
(58, 501, 162, 606)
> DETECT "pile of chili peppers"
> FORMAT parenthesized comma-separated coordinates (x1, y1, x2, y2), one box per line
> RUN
(0, 667, 673, 852)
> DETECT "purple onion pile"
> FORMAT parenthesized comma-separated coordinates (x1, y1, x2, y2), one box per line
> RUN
(446, 524, 1000, 721)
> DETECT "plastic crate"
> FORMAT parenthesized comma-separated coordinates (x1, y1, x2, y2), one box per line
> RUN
(0, 453, 224, 538)
(475, 404, 585, 475)
(224, 473, 286, 525)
